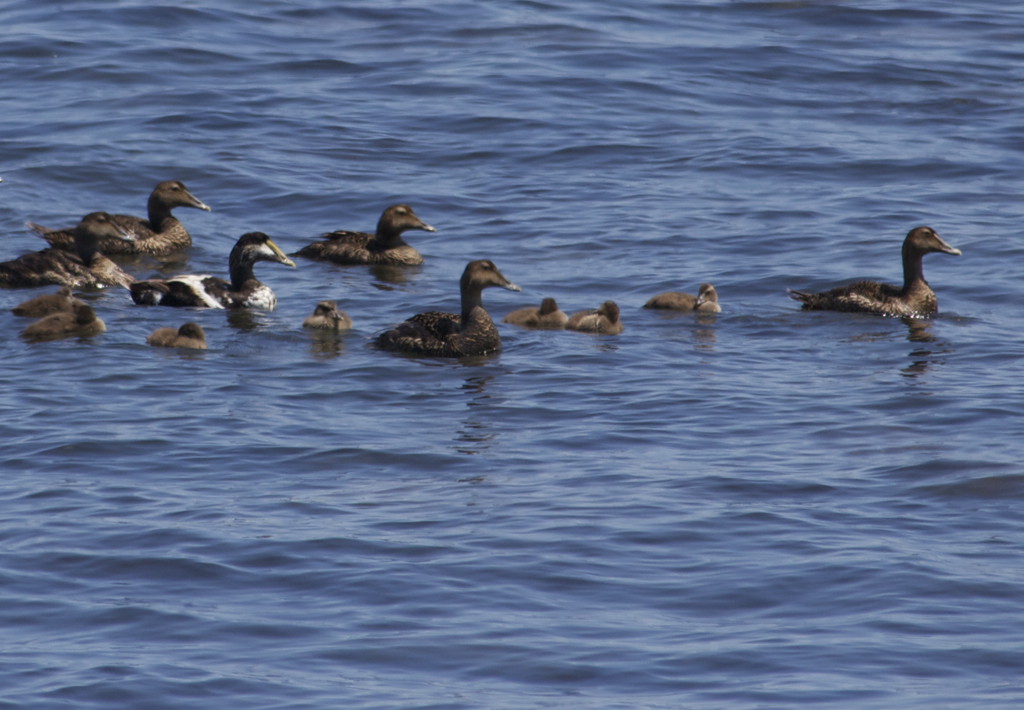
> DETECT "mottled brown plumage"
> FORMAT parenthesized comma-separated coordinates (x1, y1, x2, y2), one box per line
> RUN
(292, 204, 435, 266)
(375, 260, 520, 357)
(788, 226, 960, 317)
(644, 283, 721, 312)
(566, 301, 623, 335)
(303, 300, 352, 330)
(147, 322, 207, 349)
(130, 232, 295, 309)
(28, 181, 210, 255)
(1, 212, 134, 289)
(503, 297, 568, 329)
(21, 301, 105, 340)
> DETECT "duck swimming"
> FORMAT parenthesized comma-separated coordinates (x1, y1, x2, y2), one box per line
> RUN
(503, 297, 568, 329)
(292, 204, 435, 266)
(28, 180, 210, 255)
(788, 226, 960, 317)
(21, 301, 105, 340)
(566, 301, 623, 335)
(147, 322, 207, 349)
(375, 259, 520, 357)
(303, 300, 351, 330)
(129, 232, 295, 309)
(11, 285, 80, 317)
(644, 283, 721, 313)
(1, 212, 134, 289)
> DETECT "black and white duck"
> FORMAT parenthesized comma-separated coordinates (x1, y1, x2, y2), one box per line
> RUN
(129, 232, 295, 309)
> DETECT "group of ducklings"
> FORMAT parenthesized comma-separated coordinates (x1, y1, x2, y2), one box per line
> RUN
(4, 180, 960, 356)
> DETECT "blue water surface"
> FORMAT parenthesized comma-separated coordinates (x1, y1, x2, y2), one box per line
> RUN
(2, 1, 1024, 708)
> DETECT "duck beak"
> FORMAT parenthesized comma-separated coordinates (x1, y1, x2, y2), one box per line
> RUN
(112, 220, 136, 242)
(417, 220, 437, 233)
(184, 189, 212, 212)
(268, 238, 296, 267)
(502, 281, 522, 293)
(936, 234, 961, 256)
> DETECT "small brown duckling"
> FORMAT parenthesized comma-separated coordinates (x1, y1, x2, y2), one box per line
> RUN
(303, 300, 352, 330)
(21, 301, 105, 340)
(11, 285, 80, 317)
(566, 301, 623, 335)
(146, 322, 208, 349)
(644, 283, 721, 313)
(503, 297, 568, 329)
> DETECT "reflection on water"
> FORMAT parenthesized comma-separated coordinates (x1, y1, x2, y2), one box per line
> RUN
(694, 314, 718, 352)
(306, 331, 344, 359)
(226, 309, 266, 332)
(900, 319, 947, 379)
(904, 318, 936, 343)
(370, 264, 421, 286)
(453, 374, 497, 456)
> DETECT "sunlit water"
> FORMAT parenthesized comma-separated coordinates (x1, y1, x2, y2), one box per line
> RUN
(2, 2, 1024, 708)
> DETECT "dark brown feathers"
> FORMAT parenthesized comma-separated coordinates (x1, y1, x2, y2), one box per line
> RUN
(28, 181, 210, 255)
(292, 204, 435, 266)
(788, 226, 961, 317)
(375, 260, 520, 357)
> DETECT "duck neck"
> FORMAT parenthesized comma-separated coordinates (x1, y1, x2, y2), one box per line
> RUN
(147, 195, 174, 231)
(460, 284, 484, 323)
(74, 235, 101, 264)
(374, 222, 407, 250)
(229, 260, 256, 291)
(901, 246, 926, 293)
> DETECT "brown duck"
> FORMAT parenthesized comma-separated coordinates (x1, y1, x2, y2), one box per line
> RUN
(788, 226, 960, 317)
(503, 297, 568, 329)
(28, 180, 210, 255)
(303, 300, 352, 330)
(375, 260, 520, 357)
(11, 285, 81, 317)
(147, 322, 208, 349)
(21, 301, 105, 340)
(292, 204, 435, 266)
(566, 301, 623, 335)
(644, 283, 721, 312)
(1, 212, 134, 289)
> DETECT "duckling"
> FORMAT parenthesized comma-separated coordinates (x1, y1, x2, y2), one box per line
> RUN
(503, 297, 568, 329)
(28, 180, 210, 255)
(129, 232, 295, 309)
(146, 322, 207, 349)
(21, 301, 105, 340)
(644, 282, 721, 313)
(566, 301, 623, 335)
(0, 212, 134, 289)
(788, 226, 961, 317)
(11, 285, 80, 317)
(375, 259, 520, 357)
(292, 204, 435, 266)
(303, 300, 351, 330)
